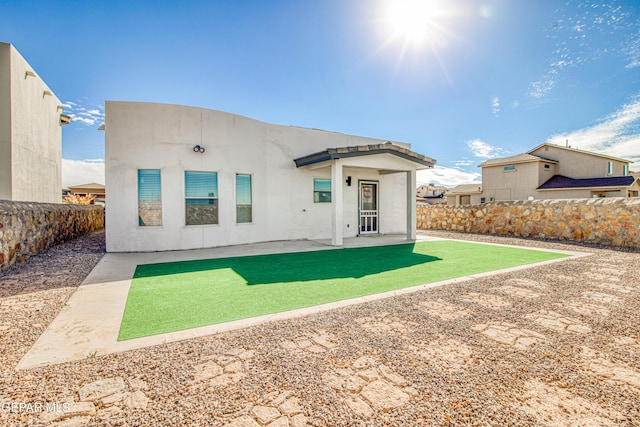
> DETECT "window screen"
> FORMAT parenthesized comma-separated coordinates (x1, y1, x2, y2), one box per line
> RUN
(138, 169, 162, 226)
(314, 178, 331, 203)
(236, 174, 252, 223)
(185, 171, 218, 225)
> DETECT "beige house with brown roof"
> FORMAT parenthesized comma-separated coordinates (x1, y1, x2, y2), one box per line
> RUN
(478, 143, 639, 202)
(67, 183, 106, 204)
(445, 183, 483, 206)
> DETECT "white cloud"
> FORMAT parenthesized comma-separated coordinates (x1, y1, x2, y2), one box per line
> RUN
(62, 159, 105, 188)
(625, 35, 640, 69)
(63, 100, 104, 128)
(545, 96, 640, 170)
(71, 116, 97, 125)
(452, 159, 474, 167)
(466, 139, 503, 158)
(491, 96, 500, 116)
(529, 3, 638, 101)
(529, 71, 557, 99)
(417, 166, 481, 187)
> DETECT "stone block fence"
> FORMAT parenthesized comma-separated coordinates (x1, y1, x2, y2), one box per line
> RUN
(0, 201, 104, 271)
(417, 198, 640, 249)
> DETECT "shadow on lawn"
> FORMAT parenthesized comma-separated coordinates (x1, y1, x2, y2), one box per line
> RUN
(133, 243, 441, 285)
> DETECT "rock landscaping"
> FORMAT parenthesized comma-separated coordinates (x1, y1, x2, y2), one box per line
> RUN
(1, 229, 639, 425)
(417, 197, 640, 248)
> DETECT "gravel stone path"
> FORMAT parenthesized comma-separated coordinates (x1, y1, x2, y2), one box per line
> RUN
(1, 230, 640, 426)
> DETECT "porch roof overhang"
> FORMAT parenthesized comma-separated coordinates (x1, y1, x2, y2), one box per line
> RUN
(293, 142, 436, 170)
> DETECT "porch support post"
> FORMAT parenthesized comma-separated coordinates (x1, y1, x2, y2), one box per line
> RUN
(331, 159, 344, 246)
(406, 169, 416, 241)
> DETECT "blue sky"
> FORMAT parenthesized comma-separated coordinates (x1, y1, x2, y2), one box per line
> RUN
(2, 0, 639, 187)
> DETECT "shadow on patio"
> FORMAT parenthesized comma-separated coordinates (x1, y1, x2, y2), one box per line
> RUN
(132, 243, 441, 285)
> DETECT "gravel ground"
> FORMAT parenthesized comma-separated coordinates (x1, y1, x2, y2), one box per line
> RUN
(1, 229, 639, 426)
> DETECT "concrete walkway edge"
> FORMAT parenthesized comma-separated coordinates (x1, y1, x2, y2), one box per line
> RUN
(17, 236, 590, 370)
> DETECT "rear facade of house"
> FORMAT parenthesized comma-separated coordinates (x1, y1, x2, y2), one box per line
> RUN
(104, 101, 435, 252)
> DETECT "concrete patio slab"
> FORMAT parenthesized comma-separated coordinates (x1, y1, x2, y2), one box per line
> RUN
(17, 235, 590, 370)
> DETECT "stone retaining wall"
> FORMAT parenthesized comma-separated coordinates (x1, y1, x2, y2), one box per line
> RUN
(0, 201, 104, 271)
(417, 198, 640, 249)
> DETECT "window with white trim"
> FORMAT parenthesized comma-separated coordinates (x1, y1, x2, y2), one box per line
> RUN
(314, 178, 331, 202)
(236, 173, 252, 223)
(185, 171, 218, 225)
(138, 169, 162, 226)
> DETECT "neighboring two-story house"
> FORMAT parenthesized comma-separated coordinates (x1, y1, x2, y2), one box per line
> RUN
(475, 143, 639, 203)
(447, 143, 638, 206)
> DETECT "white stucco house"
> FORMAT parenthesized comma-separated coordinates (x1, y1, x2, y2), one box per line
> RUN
(104, 101, 435, 252)
(0, 42, 69, 203)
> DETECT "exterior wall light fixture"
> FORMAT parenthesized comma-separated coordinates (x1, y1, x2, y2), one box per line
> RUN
(59, 114, 71, 126)
(193, 145, 205, 153)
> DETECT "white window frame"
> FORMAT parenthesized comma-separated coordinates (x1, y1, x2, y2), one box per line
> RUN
(313, 178, 331, 203)
(185, 170, 219, 226)
(137, 169, 162, 227)
(235, 173, 253, 224)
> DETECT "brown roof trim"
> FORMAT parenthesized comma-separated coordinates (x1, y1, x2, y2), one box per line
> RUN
(294, 142, 436, 168)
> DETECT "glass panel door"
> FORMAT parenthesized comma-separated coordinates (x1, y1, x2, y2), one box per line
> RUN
(359, 182, 378, 234)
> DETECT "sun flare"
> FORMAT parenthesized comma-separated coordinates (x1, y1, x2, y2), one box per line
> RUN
(381, 0, 452, 50)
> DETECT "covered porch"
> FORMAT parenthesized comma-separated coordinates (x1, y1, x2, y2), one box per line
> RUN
(294, 142, 435, 246)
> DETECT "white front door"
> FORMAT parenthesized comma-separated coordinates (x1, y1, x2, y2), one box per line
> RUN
(359, 181, 378, 234)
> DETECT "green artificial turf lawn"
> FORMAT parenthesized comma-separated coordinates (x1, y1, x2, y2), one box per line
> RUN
(118, 240, 569, 340)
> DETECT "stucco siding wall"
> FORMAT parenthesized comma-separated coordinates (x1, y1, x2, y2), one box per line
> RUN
(538, 189, 627, 199)
(379, 171, 408, 234)
(417, 198, 640, 248)
(0, 201, 104, 271)
(537, 161, 557, 186)
(0, 44, 12, 200)
(105, 101, 411, 252)
(482, 162, 540, 201)
(1, 43, 62, 203)
(531, 145, 627, 178)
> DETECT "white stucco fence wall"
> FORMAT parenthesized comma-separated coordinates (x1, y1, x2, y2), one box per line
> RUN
(0, 42, 62, 203)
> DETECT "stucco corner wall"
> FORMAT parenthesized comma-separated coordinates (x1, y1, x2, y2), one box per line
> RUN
(0, 200, 104, 271)
(0, 42, 63, 204)
(417, 198, 640, 249)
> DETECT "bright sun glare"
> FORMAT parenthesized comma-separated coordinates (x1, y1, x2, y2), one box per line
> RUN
(382, 0, 450, 49)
